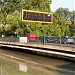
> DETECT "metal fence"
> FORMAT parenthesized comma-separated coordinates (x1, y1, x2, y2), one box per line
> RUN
(0, 37, 75, 45)
(0, 37, 19, 42)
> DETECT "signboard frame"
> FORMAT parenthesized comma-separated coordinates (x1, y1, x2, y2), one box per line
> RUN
(21, 9, 53, 23)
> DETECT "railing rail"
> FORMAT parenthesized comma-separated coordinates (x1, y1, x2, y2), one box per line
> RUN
(0, 37, 75, 45)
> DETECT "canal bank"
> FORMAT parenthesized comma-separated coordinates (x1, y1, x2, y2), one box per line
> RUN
(0, 41, 75, 61)
(0, 41, 75, 53)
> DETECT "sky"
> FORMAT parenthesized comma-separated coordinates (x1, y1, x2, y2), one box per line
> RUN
(51, 0, 75, 12)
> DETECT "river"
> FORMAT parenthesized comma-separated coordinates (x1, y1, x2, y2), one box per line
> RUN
(0, 48, 75, 75)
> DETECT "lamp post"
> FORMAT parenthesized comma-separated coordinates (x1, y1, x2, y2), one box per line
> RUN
(16, 0, 25, 37)
(43, 14, 46, 44)
(43, 0, 51, 44)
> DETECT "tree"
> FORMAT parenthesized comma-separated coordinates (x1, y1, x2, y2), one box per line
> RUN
(53, 8, 75, 37)
(21, 0, 52, 36)
(70, 11, 75, 37)
(0, 0, 53, 37)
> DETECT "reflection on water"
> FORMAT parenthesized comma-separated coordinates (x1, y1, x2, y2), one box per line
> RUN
(0, 57, 58, 75)
(0, 49, 75, 75)
(57, 63, 75, 75)
(0, 56, 75, 75)
(19, 64, 28, 72)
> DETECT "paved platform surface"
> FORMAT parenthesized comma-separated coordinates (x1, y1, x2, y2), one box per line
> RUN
(0, 41, 75, 53)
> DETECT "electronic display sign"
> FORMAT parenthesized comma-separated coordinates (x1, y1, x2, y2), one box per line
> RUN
(21, 9, 53, 23)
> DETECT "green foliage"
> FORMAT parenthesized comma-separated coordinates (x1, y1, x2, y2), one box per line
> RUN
(0, 0, 75, 38)
(53, 8, 75, 37)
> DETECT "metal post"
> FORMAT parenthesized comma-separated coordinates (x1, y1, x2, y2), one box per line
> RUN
(16, 1, 25, 37)
(43, 0, 51, 44)
(43, 23, 46, 44)
(43, 13, 46, 44)
(60, 37, 61, 44)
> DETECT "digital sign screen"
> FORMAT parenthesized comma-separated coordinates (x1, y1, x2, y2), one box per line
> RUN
(22, 10, 53, 23)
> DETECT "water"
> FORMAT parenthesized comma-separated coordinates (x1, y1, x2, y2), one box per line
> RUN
(0, 49, 75, 75)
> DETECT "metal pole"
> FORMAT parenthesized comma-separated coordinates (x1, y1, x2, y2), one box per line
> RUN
(43, 23, 45, 44)
(43, 0, 51, 44)
(43, 12, 46, 44)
